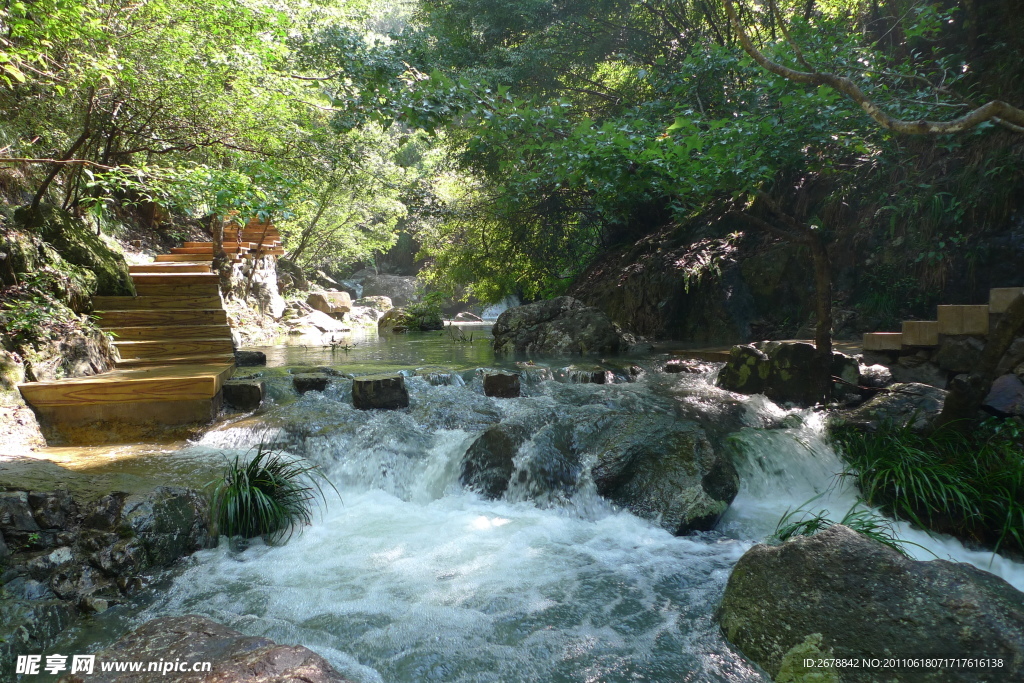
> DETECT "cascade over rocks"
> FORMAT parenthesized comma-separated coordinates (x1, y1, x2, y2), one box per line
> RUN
(492, 296, 634, 356)
(716, 341, 860, 406)
(718, 525, 1024, 682)
(74, 615, 351, 682)
(460, 410, 738, 534)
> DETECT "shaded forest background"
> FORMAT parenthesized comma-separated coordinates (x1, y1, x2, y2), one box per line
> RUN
(2, 0, 1023, 344)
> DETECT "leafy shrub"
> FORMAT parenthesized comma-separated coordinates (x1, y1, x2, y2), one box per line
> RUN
(405, 291, 445, 331)
(832, 419, 1024, 554)
(209, 444, 336, 544)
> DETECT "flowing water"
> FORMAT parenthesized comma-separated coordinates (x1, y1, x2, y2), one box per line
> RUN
(51, 329, 1024, 682)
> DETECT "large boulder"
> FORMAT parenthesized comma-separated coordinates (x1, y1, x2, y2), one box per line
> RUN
(72, 615, 351, 682)
(461, 422, 531, 498)
(377, 308, 411, 334)
(491, 296, 632, 356)
(983, 373, 1024, 417)
(719, 525, 1024, 682)
(590, 414, 738, 534)
(306, 292, 352, 318)
(716, 341, 860, 406)
(360, 274, 420, 308)
(839, 382, 947, 432)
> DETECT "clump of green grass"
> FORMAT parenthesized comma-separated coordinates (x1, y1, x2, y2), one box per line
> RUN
(209, 443, 336, 544)
(832, 418, 1024, 555)
(773, 496, 925, 557)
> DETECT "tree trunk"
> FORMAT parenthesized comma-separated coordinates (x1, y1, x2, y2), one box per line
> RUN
(210, 214, 231, 299)
(934, 292, 1024, 430)
(807, 229, 834, 404)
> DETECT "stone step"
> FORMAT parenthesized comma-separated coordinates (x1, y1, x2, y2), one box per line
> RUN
(93, 295, 223, 310)
(95, 309, 227, 327)
(155, 253, 215, 262)
(863, 332, 903, 351)
(990, 287, 1024, 314)
(104, 325, 233, 341)
(114, 353, 236, 369)
(113, 338, 234, 360)
(937, 305, 989, 336)
(901, 320, 939, 347)
(129, 263, 212, 274)
(17, 363, 233, 407)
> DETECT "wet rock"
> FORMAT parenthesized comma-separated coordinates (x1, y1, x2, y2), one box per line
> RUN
(0, 491, 40, 532)
(983, 374, 1024, 417)
(293, 374, 330, 395)
(72, 614, 352, 683)
(0, 598, 78, 681)
(361, 274, 420, 308)
(483, 372, 520, 398)
(352, 373, 409, 410)
(461, 423, 531, 498)
(307, 291, 352, 317)
(223, 380, 265, 411)
(120, 487, 209, 568)
(996, 337, 1024, 375)
(858, 363, 893, 388)
(664, 359, 709, 374)
(889, 359, 948, 389)
(378, 308, 411, 334)
(933, 336, 985, 373)
(83, 493, 127, 531)
(492, 296, 632, 356)
(716, 344, 769, 394)
(0, 530, 8, 562)
(26, 546, 74, 578)
(414, 367, 466, 387)
(234, 350, 267, 367)
(354, 295, 393, 312)
(516, 362, 554, 383)
(591, 414, 738, 534)
(839, 382, 947, 432)
(560, 365, 615, 384)
(454, 311, 483, 322)
(719, 525, 1024, 682)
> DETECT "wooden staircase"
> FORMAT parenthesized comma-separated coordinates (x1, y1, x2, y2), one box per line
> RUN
(16, 219, 283, 443)
(863, 287, 1024, 352)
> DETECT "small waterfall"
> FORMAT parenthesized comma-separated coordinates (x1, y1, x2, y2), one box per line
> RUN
(481, 295, 520, 320)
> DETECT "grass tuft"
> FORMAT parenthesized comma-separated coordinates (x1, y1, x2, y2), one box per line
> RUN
(208, 443, 337, 544)
(832, 418, 1024, 555)
(773, 495, 926, 557)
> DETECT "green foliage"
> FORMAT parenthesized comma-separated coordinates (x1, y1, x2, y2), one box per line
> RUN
(405, 291, 445, 330)
(773, 496, 924, 558)
(208, 443, 336, 544)
(0, 270, 100, 352)
(833, 419, 1024, 554)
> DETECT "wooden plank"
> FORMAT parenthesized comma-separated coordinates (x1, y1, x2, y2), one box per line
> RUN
(990, 287, 1024, 314)
(18, 363, 233, 407)
(863, 332, 903, 351)
(130, 263, 212, 274)
(131, 273, 219, 285)
(96, 309, 227, 326)
(170, 246, 247, 254)
(115, 353, 236, 369)
(155, 254, 215, 262)
(901, 320, 939, 347)
(133, 282, 221, 296)
(113, 338, 234, 359)
(93, 295, 222, 310)
(104, 325, 233, 340)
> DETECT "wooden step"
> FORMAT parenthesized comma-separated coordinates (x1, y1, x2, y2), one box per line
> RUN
(105, 325, 233, 341)
(95, 309, 227, 326)
(863, 332, 902, 351)
(990, 287, 1024, 314)
(937, 305, 989, 336)
(171, 246, 248, 254)
(93, 295, 223, 311)
(18, 363, 233, 407)
(184, 241, 258, 249)
(131, 273, 221, 297)
(901, 320, 939, 347)
(113, 338, 234, 360)
(130, 263, 212, 274)
(155, 254, 215, 262)
(115, 353, 236, 369)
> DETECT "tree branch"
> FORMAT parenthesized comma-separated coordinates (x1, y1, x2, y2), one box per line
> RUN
(723, 0, 1024, 134)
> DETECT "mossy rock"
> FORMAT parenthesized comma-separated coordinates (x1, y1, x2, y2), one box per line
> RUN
(14, 205, 133, 296)
(1, 229, 97, 311)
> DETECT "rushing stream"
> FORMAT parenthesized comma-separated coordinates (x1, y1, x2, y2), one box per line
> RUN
(50, 328, 1024, 682)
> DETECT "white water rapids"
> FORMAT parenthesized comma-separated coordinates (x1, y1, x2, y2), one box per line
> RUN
(65, 363, 1024, 682)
